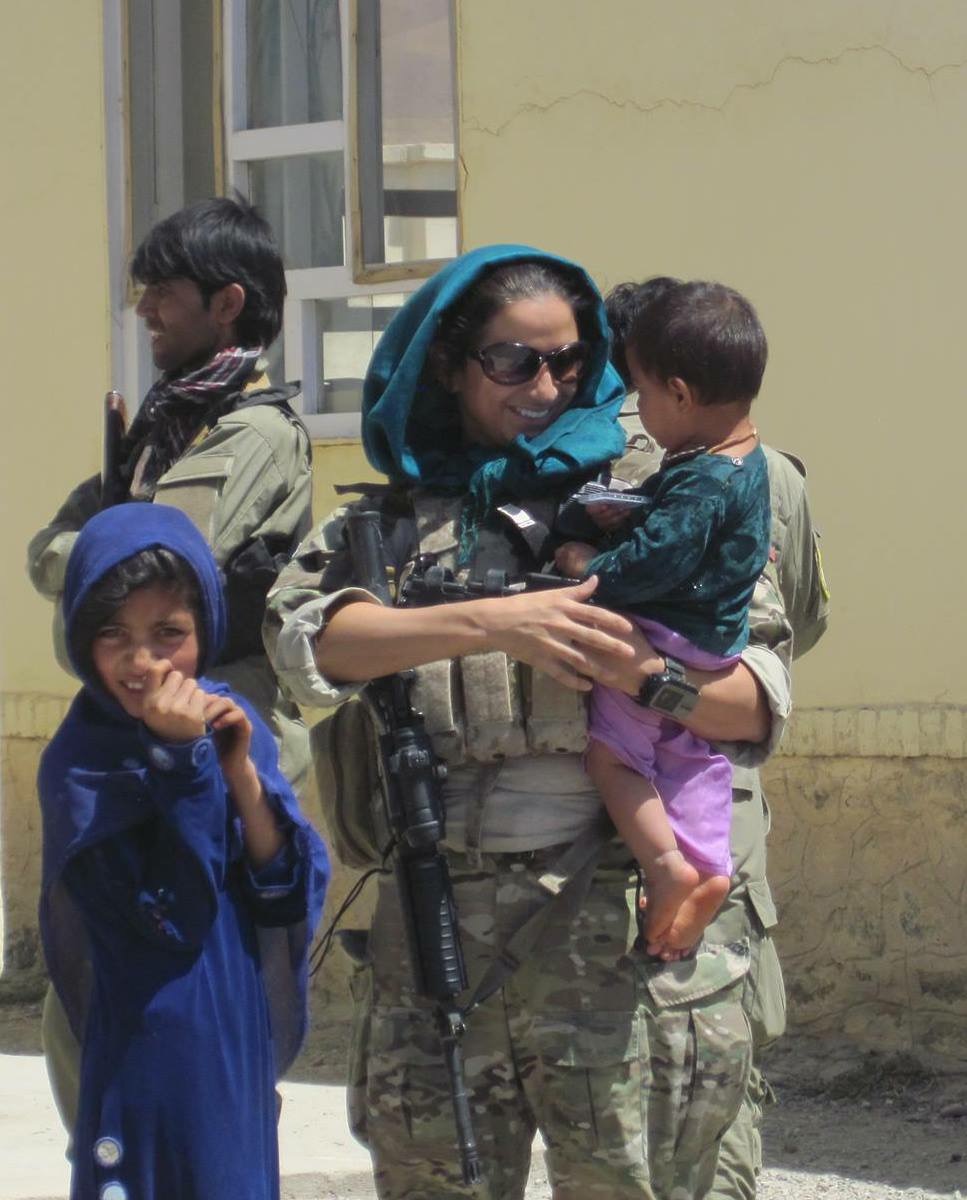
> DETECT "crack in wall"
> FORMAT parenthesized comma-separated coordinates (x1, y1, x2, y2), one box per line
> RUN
(464, 44, 967, 138)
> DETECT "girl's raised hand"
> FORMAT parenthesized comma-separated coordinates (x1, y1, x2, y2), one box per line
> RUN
(201, 694, 254, 785)
(201, 694, 277, 863)
(141, 659, 208, 743)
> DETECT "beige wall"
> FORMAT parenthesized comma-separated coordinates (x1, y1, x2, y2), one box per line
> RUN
(0, 0, 110, 989)
(457, 0, 967, 745)
(4, 0, 966, 1059)
(455, 0, 967, 1058)
(1, 1, 110, 706)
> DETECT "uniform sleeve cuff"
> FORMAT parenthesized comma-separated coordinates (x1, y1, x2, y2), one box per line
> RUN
(272, 588, 381, 710)
(712, 643, 791, 768)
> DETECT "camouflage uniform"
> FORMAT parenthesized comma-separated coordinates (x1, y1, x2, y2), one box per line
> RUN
(704, 442, 829, 1200)
(265, 464, 796, 1198)
(612, 417, 829, 1197)
(27, 378, 314, 1136)
(351, 846, 752, 1200)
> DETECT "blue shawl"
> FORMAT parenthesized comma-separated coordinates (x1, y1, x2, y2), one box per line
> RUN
(39, 504, 329, 1076)
(362, 244, 626, 554)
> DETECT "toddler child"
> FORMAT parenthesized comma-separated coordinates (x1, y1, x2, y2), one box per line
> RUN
(38, 503, 330, 1200)
(555, 279, 771, 958)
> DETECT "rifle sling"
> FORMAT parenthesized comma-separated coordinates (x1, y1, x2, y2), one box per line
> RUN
(462, 763, 504, 869)
(462, 815, 615, 1016)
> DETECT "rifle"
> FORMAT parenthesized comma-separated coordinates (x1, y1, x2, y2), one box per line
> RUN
(345, 511, 481, 1186)
(101, 389, 128, 508)
(399, 559, 582, 609)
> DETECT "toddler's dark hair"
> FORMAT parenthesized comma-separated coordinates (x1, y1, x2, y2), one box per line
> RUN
(628, 278, 768, 406)
(604, 277, 679, 388)
(71, 548, 204, 682)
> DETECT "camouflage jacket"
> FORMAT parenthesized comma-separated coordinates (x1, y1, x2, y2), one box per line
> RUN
(264, 460, 797, 767)
(27, 381, 314, 788)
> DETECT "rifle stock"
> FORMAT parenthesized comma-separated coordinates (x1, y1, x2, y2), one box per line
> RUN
(345, 511, 481, 1186)
(101, 390, 128, 508)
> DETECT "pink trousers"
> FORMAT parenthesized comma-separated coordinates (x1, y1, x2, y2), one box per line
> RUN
(587, 617, 739, 877)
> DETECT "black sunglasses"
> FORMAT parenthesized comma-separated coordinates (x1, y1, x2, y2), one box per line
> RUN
(470, 340, 590, 386)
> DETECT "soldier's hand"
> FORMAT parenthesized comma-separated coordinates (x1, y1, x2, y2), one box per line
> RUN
(487, 575, 637, 691)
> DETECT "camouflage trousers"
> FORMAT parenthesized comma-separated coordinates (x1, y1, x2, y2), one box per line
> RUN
(705, 883, 786, 1200)
(347, 844, 753, 1200)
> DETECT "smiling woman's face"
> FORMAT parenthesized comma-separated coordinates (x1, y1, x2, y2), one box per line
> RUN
(450, 294, 581, 448)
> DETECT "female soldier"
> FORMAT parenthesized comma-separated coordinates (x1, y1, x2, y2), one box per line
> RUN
(265, 245, 791, 1200)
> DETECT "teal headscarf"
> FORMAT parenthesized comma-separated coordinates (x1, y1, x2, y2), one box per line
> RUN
(362, 244, 626, 558)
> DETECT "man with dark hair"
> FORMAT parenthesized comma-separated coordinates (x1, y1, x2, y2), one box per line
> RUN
(605, 277, 830, 1199)
(130, 196, 286, 353)
(27, 196, 314, 1137)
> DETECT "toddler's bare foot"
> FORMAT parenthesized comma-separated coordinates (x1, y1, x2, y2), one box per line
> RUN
(649, 873, 731, 957)
(642, 849, 700, 945)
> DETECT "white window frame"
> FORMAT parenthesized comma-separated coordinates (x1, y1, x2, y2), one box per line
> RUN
(222, 0, 458, 440)
(106, 0, 192, 410)
(107, 0, 225, 412)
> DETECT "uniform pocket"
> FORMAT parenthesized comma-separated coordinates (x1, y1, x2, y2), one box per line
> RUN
(153, 454, 234, 540)
(363, 1005, 469, 1155)
(639, 943, 753, 1192)
(528, 1012, 643, 1156)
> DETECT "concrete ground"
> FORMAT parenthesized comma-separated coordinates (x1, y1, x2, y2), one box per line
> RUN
(4, 1041, 967, 1200)
(0, 1052, 377, 1200)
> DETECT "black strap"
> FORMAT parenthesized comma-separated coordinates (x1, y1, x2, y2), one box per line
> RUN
(463, 816, 615, 1015)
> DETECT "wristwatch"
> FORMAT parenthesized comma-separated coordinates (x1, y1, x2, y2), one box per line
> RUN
(635, 654, 700, 719)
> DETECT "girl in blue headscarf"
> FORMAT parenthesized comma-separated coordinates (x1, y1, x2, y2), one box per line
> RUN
(38, 503, 329, 1200)
(265, 246, 781, 1199)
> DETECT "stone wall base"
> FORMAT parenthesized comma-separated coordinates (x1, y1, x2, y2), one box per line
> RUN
(763, 756, 967, 1066)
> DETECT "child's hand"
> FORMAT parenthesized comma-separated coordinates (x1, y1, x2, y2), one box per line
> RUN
(202, 694, 254, 788)
(203, 695, 284, 867)
(141, 659, 208, 743)
(555, 540, 597, 578)
(586, 500, 634, 532)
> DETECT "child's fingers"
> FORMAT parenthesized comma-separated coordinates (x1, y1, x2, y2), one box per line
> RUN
(182, 682, 208, 724)
(211, 706, 247, 731)
(152, 669, 186, 708)
(595, 504, 631, 530)
(142, 659, 173, 698)
(202, 695, 236, 725)
(155, 673, 200, 719)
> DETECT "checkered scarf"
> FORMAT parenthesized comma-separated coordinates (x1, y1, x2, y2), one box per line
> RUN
(120, 344, 263, 499)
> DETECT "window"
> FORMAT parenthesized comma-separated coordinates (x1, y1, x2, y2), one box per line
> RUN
(107, 0, 458, 437)
(224, 0, 459, 436)
(105, 0, 223, 405)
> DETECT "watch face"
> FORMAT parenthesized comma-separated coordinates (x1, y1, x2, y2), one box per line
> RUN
(649, 683, 683, 716)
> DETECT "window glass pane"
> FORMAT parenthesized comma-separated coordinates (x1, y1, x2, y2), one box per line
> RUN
(358, 0, 458, 267)
(128, 0, 215, 250)
(248, 154, 346, 269)
(302, 295, 406, 415)
(380, 0, 454, 146)
(247, 0, 342, 129)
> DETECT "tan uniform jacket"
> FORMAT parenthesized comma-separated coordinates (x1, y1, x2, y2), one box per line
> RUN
(27, 385, 314, 789)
